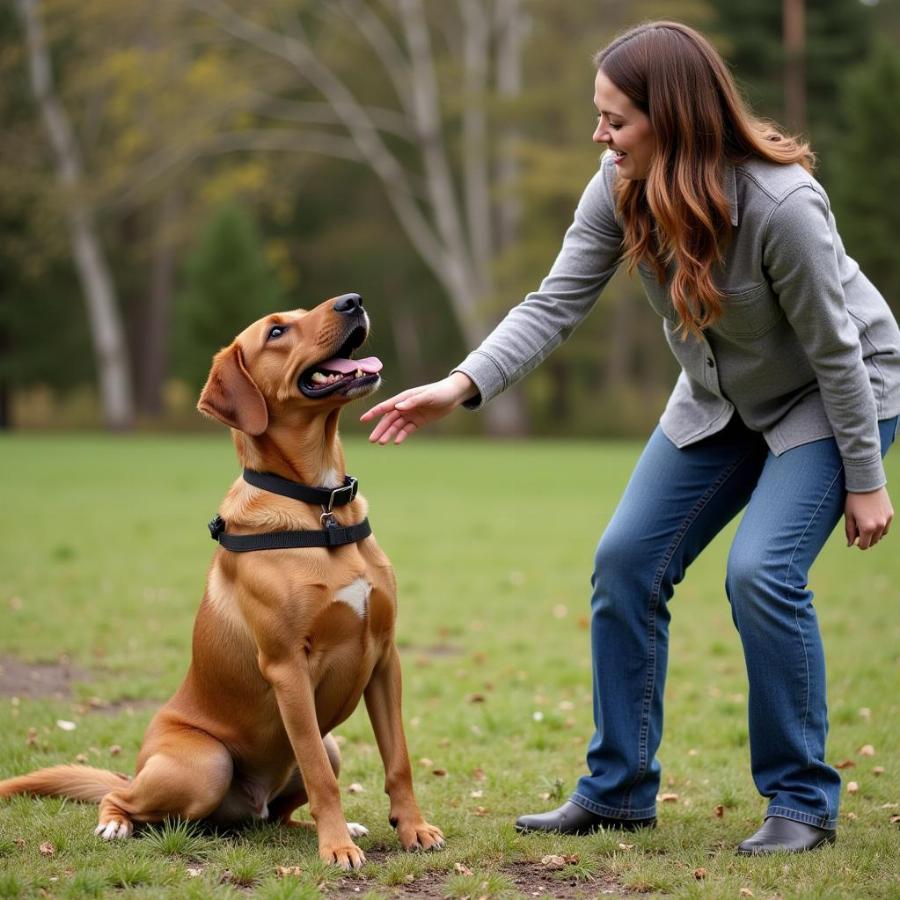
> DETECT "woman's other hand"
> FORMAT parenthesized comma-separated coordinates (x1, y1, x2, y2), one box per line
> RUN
(844, 487, 894, 549)
(360, 372, 478, 445)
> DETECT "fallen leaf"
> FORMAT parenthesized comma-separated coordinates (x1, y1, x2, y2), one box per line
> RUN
(693, 868, 707, 879)
(688, 748, 699, 756)
(659, 793, 679, 803)
(714, 805, 725, 818)
(419, 757, 433, 767)
(26, 728, 38, 746)
(473, 806, 489, 816)
(858, 707, 872, 720)
(13, 838, 25, 849)
(56, 720, 76, 732)
(186, 867, 203, 878)
(882, 803, 899, 808)
(346, 783, 365, 794)
(538, 792, 551, 801)
(740, 889, 754, 897)
(847, 781, 859, 794)
(846, 812, 858, 820)
(39, 842, 54, 857)
(455, 863, 473, 876)
(541, 855, 566, 870)
(617, 842, 634, 850)
(890, 815, 900, 825)
(403, 874, 415, 883)
(275, 866, 302, 878)
(75, 754, 88, 764)
(470, 790, 483, 798)
(858, 744, 876, 757)
(873, 767, 885, 776)
(472, 767, 486, 781)
(835, 759, 855, 769)
(433, 768, 448, 777)
(467, 693, 486, 704)
(109, 745, 122, 757)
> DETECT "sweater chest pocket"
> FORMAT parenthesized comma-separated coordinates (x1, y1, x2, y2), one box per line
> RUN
(715, 282, 784, 339)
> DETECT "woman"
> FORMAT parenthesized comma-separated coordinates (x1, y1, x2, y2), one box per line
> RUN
(361, 21, 900, 855)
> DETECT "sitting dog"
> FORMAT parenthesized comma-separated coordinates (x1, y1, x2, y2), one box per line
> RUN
(0, 293, 443, 869)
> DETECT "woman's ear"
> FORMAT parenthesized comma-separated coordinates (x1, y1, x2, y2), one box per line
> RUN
(197, 344, 269, 435)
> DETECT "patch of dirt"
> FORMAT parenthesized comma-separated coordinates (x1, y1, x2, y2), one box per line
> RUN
(503, 862, 628, 898)
(319, 852, 629, 898)
(0, 655, 92, 699)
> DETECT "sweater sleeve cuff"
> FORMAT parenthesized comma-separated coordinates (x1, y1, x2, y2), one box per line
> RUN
(844, 455, 887, 493)
(451, 350, 507, 410)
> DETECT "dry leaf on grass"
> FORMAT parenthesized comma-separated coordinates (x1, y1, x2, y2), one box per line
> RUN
(890, 815, 900, 825)
(473, 806, 489, 816)
(419, 757, 433, 767)
(39, 843, 54, 857)
(455, 863, 474, 876)
(858, 744, 876, 757)
(693, 868, 707, 879)
(186, 867, 203, 878)
(56, 720, 76, 732)
(714, 805, 725, 818)
(618, 842, 634, 850)
(472, 767, 486, 782)
(275, 866, 302, 878)
(470, 790, 483, 799)
(346, 783, 365, 794)
(835, 759, 855, 769)
(659, 792, 679, 803)
(873, 767, 885, 776)
(847, 781, 859, 794)
(739, 889, 754, 897)
(109, 745, 122, 757)
(432, 768, 448, 777)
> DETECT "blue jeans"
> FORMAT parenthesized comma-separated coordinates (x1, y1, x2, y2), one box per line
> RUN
(572, 415, 898, 829)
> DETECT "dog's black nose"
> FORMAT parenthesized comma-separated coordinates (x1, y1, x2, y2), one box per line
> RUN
(333, 293, 363, 313)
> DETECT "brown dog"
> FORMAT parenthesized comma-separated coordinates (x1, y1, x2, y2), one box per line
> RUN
(0, 294, 443, 869)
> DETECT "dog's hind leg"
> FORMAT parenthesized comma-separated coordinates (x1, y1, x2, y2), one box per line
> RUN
(95, 731, 233, 840)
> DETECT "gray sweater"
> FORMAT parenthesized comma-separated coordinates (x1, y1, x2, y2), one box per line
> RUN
(454, 152, 900, 492)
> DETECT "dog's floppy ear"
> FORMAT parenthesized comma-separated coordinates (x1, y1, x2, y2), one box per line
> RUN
(197, 344, 269, 435)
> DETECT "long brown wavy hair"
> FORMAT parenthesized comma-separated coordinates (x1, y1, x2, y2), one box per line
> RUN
(595, 22, 815, 337)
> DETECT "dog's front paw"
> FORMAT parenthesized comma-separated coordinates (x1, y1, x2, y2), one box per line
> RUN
(320, 842, 366, 870)
(394, 819, 444, 852)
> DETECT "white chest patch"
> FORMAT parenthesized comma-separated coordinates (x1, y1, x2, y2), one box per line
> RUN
(335, 577, 371, 619)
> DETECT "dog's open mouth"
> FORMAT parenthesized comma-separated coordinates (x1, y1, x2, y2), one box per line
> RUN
(298, 325, 383, 398)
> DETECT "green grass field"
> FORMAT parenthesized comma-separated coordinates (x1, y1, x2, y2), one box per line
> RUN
(0, 433, 897, 899)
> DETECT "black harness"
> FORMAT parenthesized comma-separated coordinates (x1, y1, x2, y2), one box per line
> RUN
(208, 469, 371, 552)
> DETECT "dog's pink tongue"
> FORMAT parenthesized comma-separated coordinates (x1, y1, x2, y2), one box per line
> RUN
(318, 355, 383, 375)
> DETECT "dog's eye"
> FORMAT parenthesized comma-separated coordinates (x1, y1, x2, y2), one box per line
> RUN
(267, 325, 288, 341)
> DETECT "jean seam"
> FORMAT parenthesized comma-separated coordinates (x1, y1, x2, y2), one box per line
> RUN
(782, 465, 843, 824)
(629, 444, 761, 801)
(767, 804, 837, 830)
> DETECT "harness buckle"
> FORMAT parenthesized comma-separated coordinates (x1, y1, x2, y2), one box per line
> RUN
(208, 514, 226, 541)
(325, 477, 358, 513)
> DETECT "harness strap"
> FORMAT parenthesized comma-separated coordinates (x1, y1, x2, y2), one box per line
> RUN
(208, 514, 371, 552)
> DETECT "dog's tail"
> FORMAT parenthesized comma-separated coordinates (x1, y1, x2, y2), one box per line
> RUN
(0, 766, 130, 803)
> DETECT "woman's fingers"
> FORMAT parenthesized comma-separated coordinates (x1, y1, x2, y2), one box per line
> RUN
(368, 409, 405, 444)
(360, 389, 418, 422)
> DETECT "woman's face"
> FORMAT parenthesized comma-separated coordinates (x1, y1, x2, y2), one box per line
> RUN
(592, 69, 655, 180)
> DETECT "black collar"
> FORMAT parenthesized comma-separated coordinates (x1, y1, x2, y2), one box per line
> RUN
(207, 469, 369, 553)
(242, 469, 358, 512)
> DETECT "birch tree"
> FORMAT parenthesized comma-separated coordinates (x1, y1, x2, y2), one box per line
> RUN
(16, 0, 134, 429)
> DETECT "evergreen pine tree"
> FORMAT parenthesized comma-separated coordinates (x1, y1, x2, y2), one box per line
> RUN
(175, 201, 283, 390)
(830, 39, 900, 317)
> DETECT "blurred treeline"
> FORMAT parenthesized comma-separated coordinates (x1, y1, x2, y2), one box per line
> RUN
(1, 0, 899, 436)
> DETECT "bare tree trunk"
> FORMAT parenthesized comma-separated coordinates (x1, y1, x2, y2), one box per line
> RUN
(135, 187, 180, 416)
(18, 0, 134, 429)
(783, 0, 806, 134)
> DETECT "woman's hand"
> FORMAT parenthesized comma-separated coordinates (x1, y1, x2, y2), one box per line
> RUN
(360, 372, 478, 445)
(844, 487, 894, 549)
